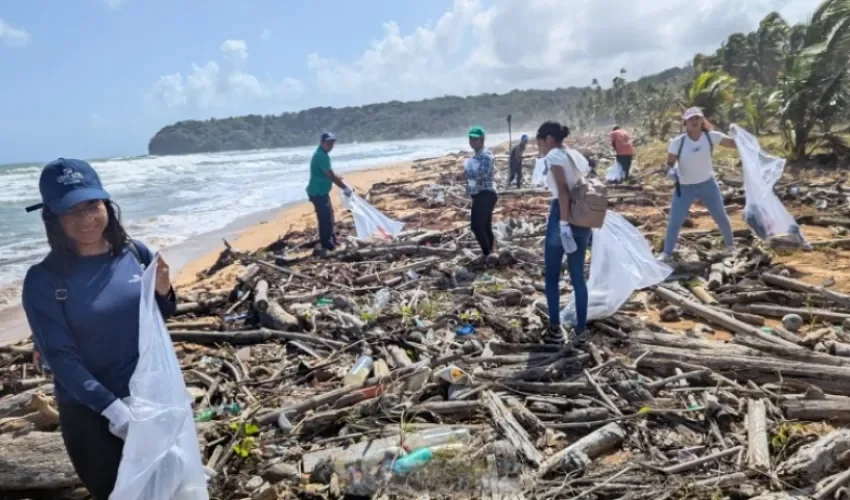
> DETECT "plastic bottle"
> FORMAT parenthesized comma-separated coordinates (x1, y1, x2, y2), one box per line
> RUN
(372, 359, 390, 378)
(344, 354, 374, 386)
(194, 403, 240, 422)
(332, 446, 403, 477)
(404, 427, 471, 450)
(392, 448, 433, 475)
(373, 289, 391, 310)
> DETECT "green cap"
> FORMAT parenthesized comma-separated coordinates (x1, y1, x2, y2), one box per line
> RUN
(468, 126, 485, 139)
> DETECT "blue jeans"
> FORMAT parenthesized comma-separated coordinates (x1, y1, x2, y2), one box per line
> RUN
(545, 199, 592, 332)
(663, 178, 733, 256)
(309, 194, 336, 250)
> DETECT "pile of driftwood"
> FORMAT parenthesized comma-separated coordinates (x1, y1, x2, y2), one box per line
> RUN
(2, 140, 850, 500)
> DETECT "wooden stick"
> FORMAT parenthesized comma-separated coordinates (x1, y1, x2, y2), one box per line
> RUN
(762, 273, 850, 309)
(746, 399, 770, 472)
(481, 390, 542, 466)
(169, 329, 345, 349)
(584, 369, 623, 416)
(661, 446, 742, 474)
(253, 280, 270, 312)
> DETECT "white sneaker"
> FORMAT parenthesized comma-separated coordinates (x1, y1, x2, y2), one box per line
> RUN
(656, 253, 673, 264)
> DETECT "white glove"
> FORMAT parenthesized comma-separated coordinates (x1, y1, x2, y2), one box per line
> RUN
(102, 398, 132, 440)
(667, 167, 679, 180)
(559, 222, 577, 254)
(343, 186, 353, 197)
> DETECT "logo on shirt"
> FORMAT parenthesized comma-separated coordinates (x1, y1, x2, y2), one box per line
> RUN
(129, 274, 142, 284)
(691, 146, 702, 153)
(56, 168, 84, 185)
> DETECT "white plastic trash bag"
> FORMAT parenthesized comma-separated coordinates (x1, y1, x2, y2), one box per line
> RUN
(605, 161, 625, 183)
(111, 255, 209, 500)
(341, 192, 405, 241)
(561, 211, 672, 325)
(531, 158, 547, 188)
(731, 124, 808, 248)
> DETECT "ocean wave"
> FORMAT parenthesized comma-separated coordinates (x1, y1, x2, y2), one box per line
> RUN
(0, 134, 508, 309)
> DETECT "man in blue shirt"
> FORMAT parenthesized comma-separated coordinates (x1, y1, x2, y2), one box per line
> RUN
(306, 132, 351, 257)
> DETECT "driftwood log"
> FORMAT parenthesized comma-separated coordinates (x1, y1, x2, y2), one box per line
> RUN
(0, 384, 54, 418)
(536, 423, 626, 477)
(481, 390, 542, 466)
(0, 431, 78, 490)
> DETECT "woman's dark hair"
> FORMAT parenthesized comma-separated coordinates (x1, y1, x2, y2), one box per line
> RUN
(536, 121, 571, 144)
(42, 200, 131, 269)
(612, 126, 621, 131)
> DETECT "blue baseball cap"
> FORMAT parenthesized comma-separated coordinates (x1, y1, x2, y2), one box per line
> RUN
(521, 134, 529, 141)
(320, 132, 336, 142)
(25, 158, 111, 214)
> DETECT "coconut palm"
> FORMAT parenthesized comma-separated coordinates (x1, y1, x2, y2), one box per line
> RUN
(778, 0, 850, 159)
(682, 71, 738, 125)
(740, 84, 782, 135)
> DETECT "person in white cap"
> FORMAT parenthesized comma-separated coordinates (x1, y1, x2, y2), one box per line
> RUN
(659, 107, 737, 262)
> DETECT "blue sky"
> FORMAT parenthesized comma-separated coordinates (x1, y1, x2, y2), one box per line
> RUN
(0, 0, 817, 163)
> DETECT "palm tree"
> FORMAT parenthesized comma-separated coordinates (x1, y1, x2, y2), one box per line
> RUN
(740, 84, 782, 135)
(752, 12, 790, 85)
(682, 71, 738, 125)
(778, 0, 850, 159)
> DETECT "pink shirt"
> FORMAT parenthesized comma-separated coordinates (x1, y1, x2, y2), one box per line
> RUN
(609, 129, 635, 156)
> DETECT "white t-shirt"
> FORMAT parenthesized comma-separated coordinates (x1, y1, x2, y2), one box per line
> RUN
(668, 131, 726, 185)
(544, 148, 585, 199)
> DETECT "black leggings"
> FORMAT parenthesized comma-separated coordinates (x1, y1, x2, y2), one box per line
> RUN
(58, 401, 124, 500)
(470, 191, 498, 255)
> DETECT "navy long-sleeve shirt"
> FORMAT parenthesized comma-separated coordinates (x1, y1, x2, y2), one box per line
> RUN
(22, 240, 176, 413)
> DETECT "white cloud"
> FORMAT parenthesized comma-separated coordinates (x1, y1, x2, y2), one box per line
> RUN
(104, 0, 124, 8)
(221, 39, 248, 63)
(0, 19, 30, 48)
(260, 28, 271, 41)
(306, 0, 820, 104)
(146, 40, 303, 110)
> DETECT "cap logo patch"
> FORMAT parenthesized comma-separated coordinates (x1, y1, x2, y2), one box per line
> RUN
(56, 167, 84, 185)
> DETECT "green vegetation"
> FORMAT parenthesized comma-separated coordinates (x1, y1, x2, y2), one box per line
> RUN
(149, 0, 850, 162)
(146, 68, 687, 156)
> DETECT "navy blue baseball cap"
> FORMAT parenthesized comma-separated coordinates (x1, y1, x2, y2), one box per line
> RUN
(320, 132, 336, 142)
(25, 158, 111, 214)
(521, 134, 529, 141)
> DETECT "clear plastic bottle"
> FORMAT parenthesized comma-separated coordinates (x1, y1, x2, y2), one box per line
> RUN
(344, 354, 374, 386)
(372, 359, 390, 378)
(333, 446, 403, 477)
(404, 427, 471, 450)
(373, 288, 391, 311)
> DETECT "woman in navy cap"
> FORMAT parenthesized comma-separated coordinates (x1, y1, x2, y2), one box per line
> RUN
(22, 158, 177, 500)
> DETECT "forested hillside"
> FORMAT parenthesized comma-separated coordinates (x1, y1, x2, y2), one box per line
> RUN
(147, 68, 689, 155)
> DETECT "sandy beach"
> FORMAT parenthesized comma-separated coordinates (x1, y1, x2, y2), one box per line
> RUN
(0, 159, 420, 346)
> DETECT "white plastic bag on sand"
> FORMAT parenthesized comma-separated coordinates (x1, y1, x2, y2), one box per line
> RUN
(341, 192, 405, 241)
(606, 161, 625, 183)
(731, 124, 809, 248)
(561, 211, 672, 325)
(111, 255, 209, 500)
